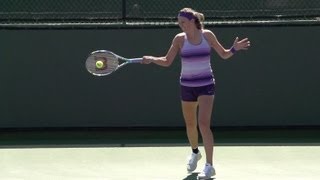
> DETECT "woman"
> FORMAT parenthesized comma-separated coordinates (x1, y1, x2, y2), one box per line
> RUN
(142, 8, 250, 179)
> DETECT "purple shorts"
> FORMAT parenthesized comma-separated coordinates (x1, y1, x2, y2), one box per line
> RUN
(180, 83, 215, 102)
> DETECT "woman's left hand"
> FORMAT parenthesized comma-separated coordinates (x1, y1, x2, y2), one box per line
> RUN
(233, 37, 251, 51)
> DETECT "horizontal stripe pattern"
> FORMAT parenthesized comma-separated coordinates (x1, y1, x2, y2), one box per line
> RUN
(180, 32, 214, 87)
(181, 49, 211, 59)
(181, 74, 215, 87)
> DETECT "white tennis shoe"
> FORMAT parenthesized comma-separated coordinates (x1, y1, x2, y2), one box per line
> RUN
(187, 152, 202, 172)
(197, 163, 216, 179)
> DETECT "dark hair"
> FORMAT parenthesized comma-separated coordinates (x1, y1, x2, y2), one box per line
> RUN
(179, 8, 205, 29)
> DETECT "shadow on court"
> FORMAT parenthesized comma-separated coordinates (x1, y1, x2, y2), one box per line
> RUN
(183, 173, 215, 180)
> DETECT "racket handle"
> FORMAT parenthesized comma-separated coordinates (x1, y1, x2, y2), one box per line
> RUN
(129, 58, 143, 63)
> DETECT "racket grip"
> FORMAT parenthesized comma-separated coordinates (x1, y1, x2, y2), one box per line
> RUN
(129, 58, 143, 63)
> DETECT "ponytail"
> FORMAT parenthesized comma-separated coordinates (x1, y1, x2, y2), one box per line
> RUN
(194, 12, 204, 29)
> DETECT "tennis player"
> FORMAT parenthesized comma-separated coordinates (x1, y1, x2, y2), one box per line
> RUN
(142, 8, 250, 179)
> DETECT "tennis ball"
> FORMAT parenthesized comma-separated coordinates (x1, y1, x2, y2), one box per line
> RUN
(96, 60, 104, 69)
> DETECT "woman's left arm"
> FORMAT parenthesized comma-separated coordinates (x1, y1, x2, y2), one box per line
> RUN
(204, 30, 250, 60)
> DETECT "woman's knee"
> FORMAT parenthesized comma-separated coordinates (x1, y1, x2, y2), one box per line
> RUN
(198, 119, 211, 131)
(185, 119, 197, 129)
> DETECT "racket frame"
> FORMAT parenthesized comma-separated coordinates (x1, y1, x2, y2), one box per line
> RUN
(86, 50, 142, 76)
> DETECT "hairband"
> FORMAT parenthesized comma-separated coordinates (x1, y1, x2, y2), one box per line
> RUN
(178, 12, 194, 20)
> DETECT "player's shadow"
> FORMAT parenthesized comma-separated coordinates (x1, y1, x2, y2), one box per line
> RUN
(183, 173, 215, 180)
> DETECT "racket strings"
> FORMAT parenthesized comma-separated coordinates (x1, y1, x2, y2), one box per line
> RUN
(86, 52, 119, 76)
(104, 53, 119, 73)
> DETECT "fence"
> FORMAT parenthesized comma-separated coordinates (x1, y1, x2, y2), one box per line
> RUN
(1, 0, 320, 28)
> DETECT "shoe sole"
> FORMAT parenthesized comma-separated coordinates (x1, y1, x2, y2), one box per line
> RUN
(197, 169, 216, 179)
(197, 174, 215, 180)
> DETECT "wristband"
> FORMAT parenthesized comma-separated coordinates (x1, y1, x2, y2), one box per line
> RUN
(230, 46, 236, 54)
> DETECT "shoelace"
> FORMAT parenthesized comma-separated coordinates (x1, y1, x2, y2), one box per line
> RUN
(188, 154, 197, 164)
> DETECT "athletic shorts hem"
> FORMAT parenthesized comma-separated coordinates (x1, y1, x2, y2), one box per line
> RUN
(180, 83, 215, 102)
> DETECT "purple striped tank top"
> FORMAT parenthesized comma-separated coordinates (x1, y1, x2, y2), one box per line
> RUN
(180, 32, 214, 87)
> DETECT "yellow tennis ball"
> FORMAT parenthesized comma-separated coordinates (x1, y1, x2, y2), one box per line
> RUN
(96, 60, 104, 69)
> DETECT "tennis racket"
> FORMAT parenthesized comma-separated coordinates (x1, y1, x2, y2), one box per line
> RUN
(85, 50, 142, 76)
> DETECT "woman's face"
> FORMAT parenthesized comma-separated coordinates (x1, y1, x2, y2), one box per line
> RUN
(178, 16, 193, 32)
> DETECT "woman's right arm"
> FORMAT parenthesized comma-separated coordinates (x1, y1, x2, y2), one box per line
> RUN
(142, 34, 181, 67)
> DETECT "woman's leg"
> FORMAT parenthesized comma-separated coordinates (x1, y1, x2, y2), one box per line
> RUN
(181, 101, 199, 149)
(182, 100, 203, 172)
(197, 95, 214, 165)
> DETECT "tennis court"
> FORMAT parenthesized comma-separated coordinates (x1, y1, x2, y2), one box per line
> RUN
(1, 128, 319, 180)
(1, 0, 320, 180)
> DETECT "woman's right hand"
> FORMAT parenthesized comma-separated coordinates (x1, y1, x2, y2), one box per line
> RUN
(142, 56, 153, 64)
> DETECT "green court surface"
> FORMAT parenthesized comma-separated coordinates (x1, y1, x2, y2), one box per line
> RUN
(0, 128, 319, 180)
(1, 128, 320, 147)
